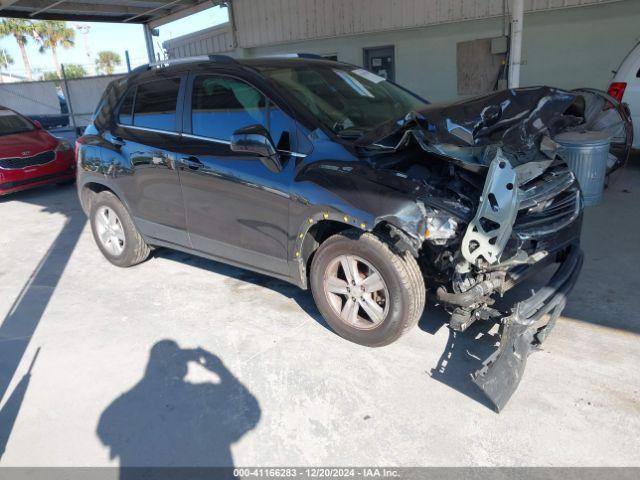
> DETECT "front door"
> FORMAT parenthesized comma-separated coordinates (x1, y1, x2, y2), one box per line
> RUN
(177, 74, 295, 276)
(107, 77, 189, 246)
(364, 46, 395, 82)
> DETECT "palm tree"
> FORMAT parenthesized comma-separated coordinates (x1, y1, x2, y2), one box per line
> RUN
(35, 20, 75, 78)
(0, 48, 15, 83)
(95, 51, 122, 75)
(0, 19, 35, 81)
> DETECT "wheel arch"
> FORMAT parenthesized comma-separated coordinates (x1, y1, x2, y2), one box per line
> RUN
(294, 213, 422, 289)
(79, 181, 112, 215)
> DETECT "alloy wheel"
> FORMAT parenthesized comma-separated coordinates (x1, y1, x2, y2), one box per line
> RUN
(323, 254, 390, 330)
(95, 206, 126, 256)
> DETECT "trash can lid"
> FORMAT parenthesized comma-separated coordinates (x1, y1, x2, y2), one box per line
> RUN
(554, 130, 612, 147)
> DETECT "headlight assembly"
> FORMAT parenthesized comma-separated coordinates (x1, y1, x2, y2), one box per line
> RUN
(425, 215, 459, 245)
(55, 140, 72, 153)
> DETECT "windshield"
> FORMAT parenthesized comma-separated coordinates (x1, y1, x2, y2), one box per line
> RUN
(0, 109, 35, 136)
(259, 64, 428, 138)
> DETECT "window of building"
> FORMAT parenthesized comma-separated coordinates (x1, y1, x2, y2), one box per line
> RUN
(132, 78, 181, 131)
(363, 46, 395, 82)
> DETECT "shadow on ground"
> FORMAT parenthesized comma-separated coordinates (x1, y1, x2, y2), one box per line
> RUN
(154, 248, 329, 329)
(97, 340, 260, 479)
(419, 305, 500, 410)
(0, 184, 85, 459)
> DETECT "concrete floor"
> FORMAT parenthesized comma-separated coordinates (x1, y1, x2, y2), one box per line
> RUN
(0, 163, 639, 468)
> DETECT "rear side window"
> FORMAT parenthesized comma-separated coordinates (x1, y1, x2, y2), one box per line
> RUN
(191, 75, 292, 146)
(118, 88, 135, 125)
(128, 78, 181, 131)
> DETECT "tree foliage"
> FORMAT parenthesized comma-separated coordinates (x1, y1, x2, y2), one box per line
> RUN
(42, 63, 86, 81)
(0, 19, 35, 80)
(34, 20, 75, 77)
(0, 48, 14, 69)
(95, 51, 122, 75)
(0, 18, 33, 45)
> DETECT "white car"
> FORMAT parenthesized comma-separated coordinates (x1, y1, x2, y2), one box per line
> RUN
(610, 42, 640, 149)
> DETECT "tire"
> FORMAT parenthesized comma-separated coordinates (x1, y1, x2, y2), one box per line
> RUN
(90, 191, 150, 267)
(310, 229, 425, 347)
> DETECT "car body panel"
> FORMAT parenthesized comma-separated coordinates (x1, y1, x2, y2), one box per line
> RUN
(77, 57, 605, 410)
(612, 41, 640, 148)
(0, 107, 75, 196)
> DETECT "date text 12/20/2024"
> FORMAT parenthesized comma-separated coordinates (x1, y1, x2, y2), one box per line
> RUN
(233, 468, 400, 478)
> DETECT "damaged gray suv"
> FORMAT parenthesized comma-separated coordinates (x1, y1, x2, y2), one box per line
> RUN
(77, 56, 633, 410)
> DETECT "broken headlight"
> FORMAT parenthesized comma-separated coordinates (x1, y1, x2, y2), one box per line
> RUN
(425, 214, 459, 245)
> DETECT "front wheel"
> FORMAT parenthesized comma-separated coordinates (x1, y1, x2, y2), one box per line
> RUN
(310, 230, 425, 347)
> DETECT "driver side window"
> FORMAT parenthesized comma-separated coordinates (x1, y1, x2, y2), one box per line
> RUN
(191, 75, 291, 148)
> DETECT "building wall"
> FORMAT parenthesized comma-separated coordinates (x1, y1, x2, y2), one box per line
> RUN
(163, 1, 640, 102)
(241, 0, 640, 101)
(163, 23, 234, 59)
(231, 0, 621, 48)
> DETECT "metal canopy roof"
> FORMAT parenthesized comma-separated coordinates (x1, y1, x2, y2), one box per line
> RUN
(0, 0, 220, 27)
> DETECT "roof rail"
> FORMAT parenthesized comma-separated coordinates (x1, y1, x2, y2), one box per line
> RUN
(131, 54, 238, 73)
(296, 53, 325, 59)
(262, 53, 326, 60)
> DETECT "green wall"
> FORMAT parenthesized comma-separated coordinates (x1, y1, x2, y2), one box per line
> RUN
(244, 0, 640, 102)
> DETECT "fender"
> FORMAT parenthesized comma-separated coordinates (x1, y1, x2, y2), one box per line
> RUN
(289, 158, 430, 288)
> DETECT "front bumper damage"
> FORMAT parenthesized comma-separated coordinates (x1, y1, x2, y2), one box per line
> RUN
(473, 244, 584, 411)
(359, 87, 623, 409)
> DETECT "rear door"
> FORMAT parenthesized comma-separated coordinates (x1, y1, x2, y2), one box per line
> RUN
(177, 73, 297, 276)
(107, 76, 189, 246)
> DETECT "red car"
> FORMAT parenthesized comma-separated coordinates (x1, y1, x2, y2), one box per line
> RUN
(0, 106, 75, 196)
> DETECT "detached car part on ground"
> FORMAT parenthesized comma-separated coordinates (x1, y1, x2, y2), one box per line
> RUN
(76, 57, 632, 411)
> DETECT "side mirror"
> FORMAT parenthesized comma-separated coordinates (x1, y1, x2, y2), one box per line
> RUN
(230, 124, 282, 173)
(33, 120, 42, 129)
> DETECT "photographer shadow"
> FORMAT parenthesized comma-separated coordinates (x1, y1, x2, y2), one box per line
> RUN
(97, 340, 260, 479)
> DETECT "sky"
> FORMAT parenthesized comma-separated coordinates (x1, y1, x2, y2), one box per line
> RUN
(0, 6, 228, 78)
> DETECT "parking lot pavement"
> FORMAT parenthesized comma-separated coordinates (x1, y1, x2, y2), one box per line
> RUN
(0, 165, 639, 468)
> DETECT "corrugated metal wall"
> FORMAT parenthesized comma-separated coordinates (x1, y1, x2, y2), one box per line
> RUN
(232, 0, 622, 48)
(164, 23, 234, 57)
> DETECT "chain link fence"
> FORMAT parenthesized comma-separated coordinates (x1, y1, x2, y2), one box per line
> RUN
(0, 57, 149, 140)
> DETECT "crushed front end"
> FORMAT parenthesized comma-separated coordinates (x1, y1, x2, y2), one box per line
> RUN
(360, 86, 631, 411)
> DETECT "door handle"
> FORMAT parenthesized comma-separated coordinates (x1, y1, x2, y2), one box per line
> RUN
(178, 156, 203, 170)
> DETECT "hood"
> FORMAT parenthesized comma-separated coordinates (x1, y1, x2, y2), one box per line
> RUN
(357, 86, 631, 174)
(0, 128, 59, 158)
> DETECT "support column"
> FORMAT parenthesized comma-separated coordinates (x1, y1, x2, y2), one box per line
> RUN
(143, 23, 155, 64)
(508, 0, 524, 89)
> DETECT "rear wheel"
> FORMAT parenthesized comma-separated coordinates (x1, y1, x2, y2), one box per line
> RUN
(310, 230, 425, 347)
(90, 191, 150, 267)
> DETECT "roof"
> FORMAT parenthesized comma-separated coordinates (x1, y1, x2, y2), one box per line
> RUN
(122, 55, 351, 86)
(130, 55, 344, 74)
(0, 0, 220, 27)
